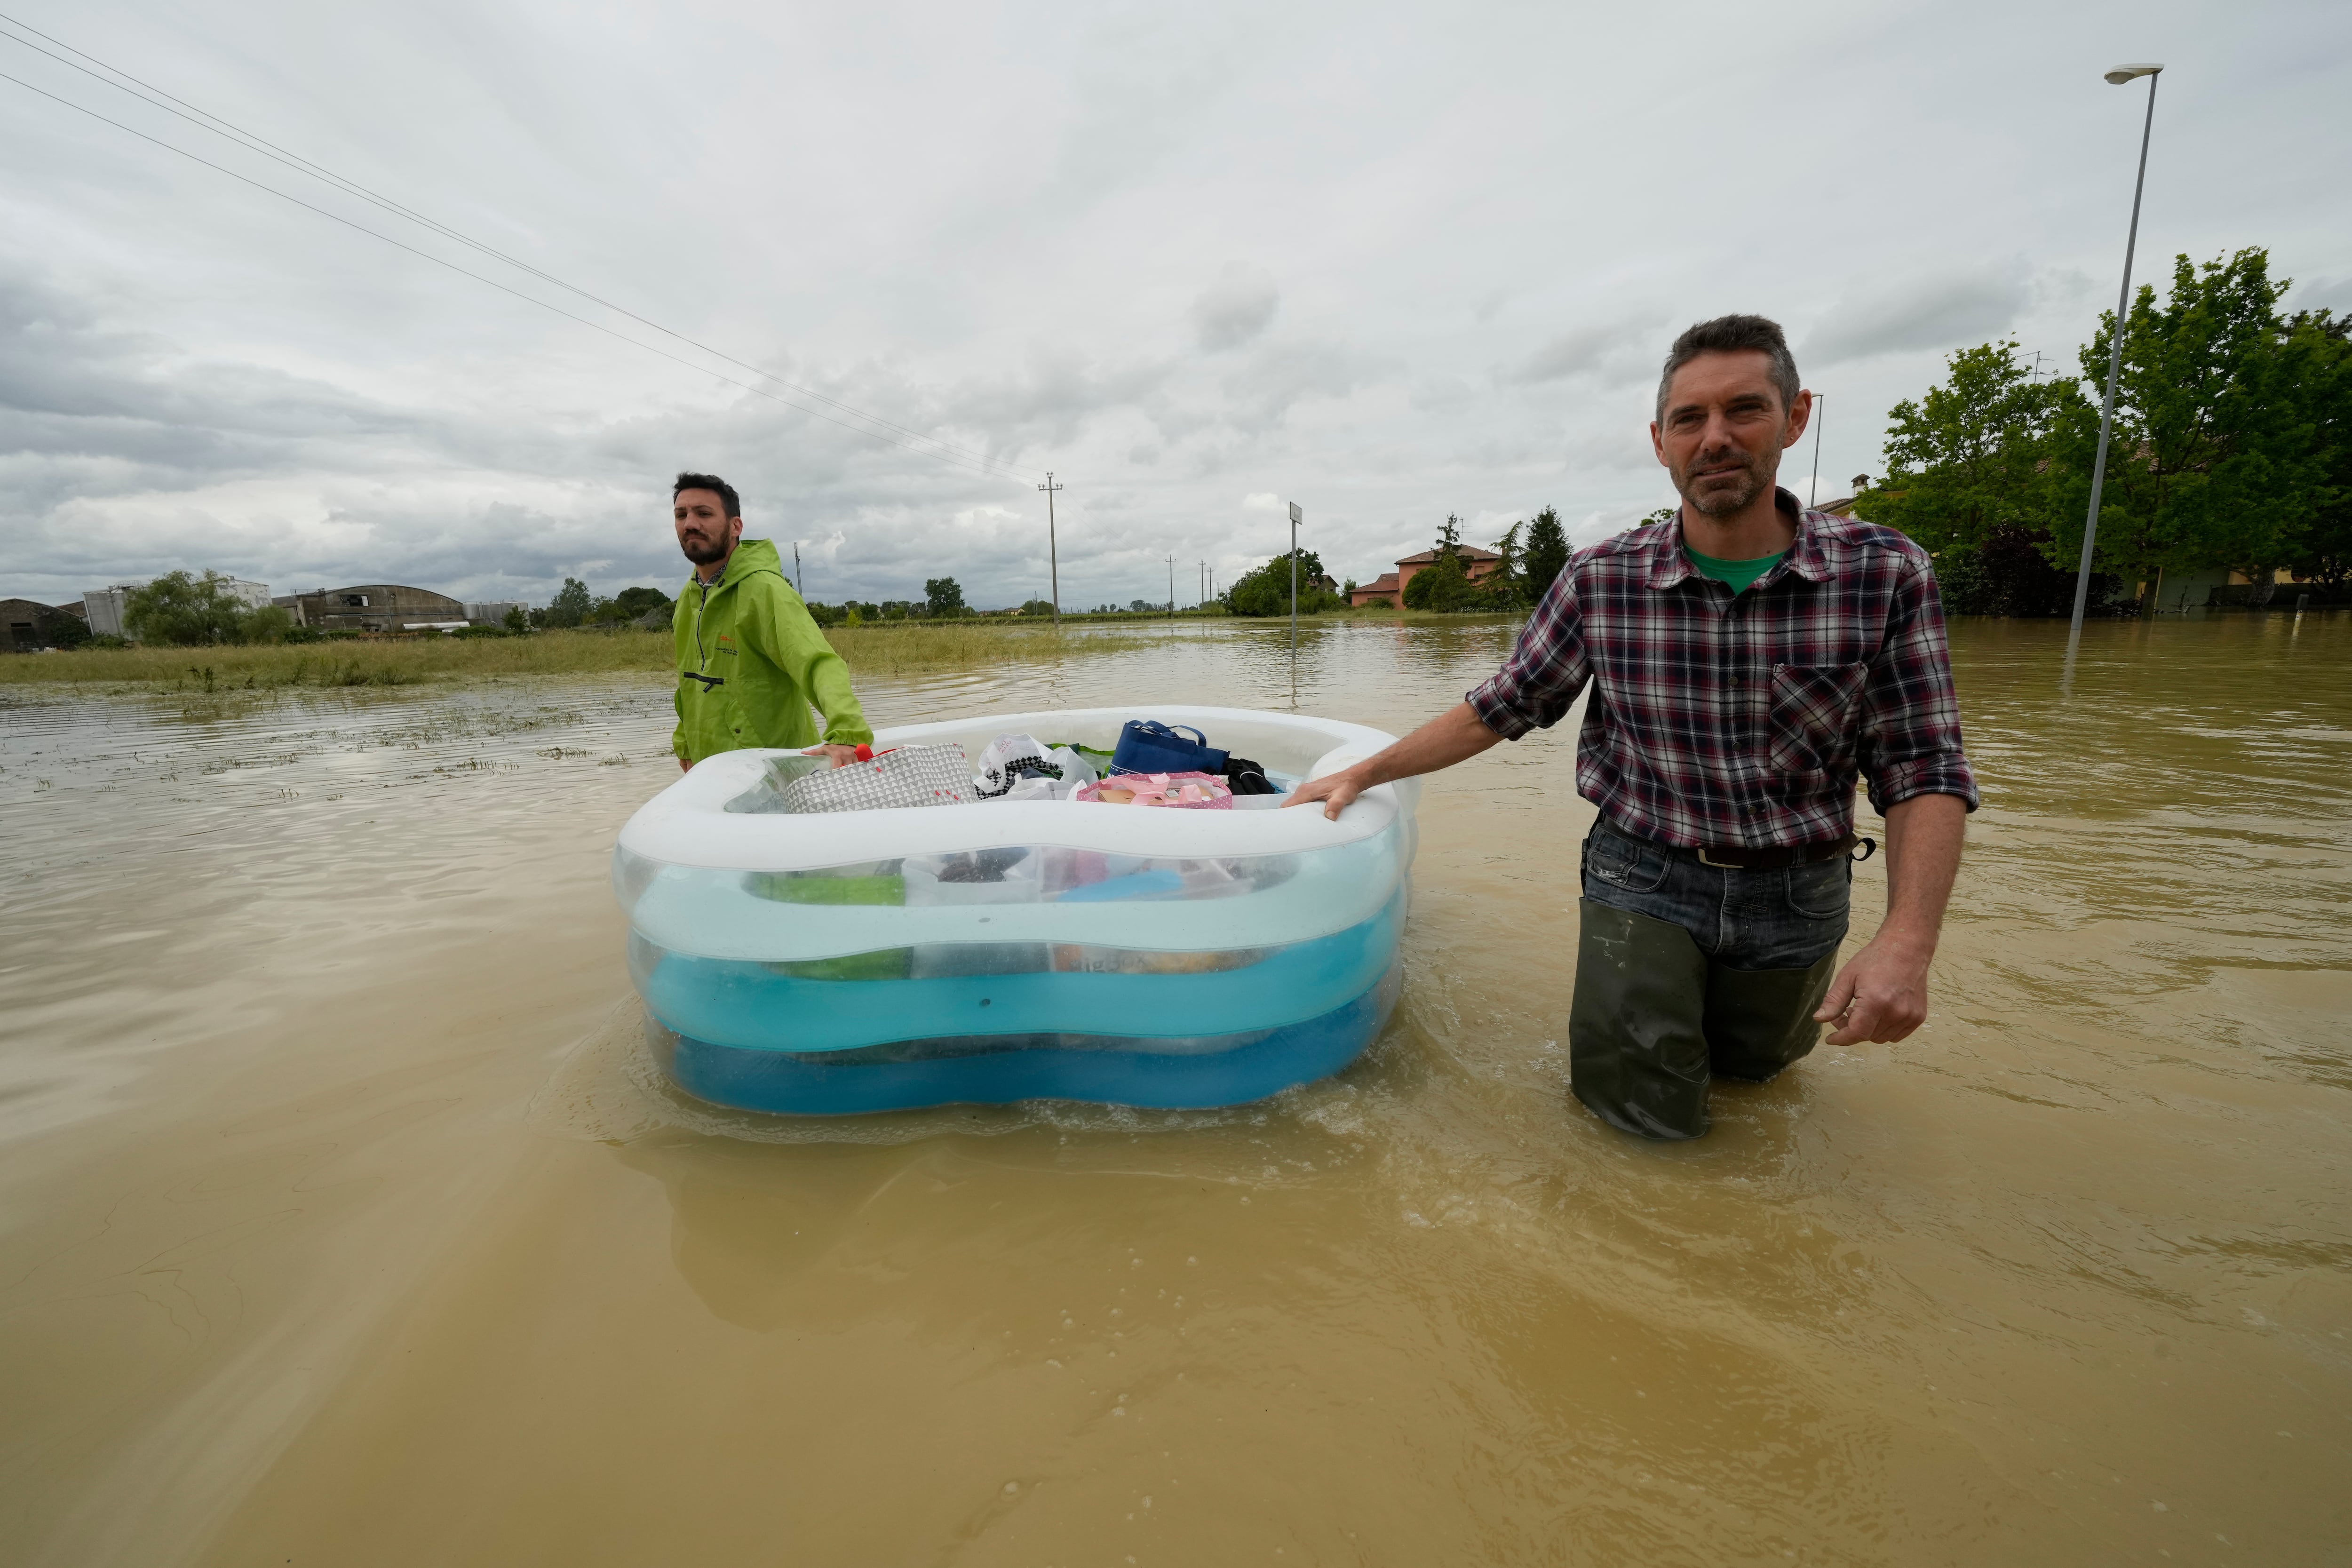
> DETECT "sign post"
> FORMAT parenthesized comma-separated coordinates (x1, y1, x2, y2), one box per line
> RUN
(1287, 501, 1302, 657)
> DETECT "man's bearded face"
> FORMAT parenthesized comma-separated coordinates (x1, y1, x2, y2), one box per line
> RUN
(1671, 437, 1772, 518)
(674, 490, 738, 566)
(1651, 351, 1800, 520)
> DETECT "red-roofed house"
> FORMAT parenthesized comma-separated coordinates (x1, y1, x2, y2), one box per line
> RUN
(1348, 545, 1505, 608)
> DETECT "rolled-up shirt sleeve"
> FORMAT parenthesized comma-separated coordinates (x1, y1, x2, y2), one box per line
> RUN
(1467, 565, 1592, 740)
(1858, 554, 1979, 813)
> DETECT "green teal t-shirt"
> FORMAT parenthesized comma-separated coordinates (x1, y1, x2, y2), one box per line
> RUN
(1685, 545, 1787, 595)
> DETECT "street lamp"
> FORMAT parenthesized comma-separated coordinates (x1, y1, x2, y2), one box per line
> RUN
(2067, 62, 2165, 652)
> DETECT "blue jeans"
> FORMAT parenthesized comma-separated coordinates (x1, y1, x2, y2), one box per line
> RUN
(1580, 817, 1851, 968)
(1569, 818, 1852, 1139)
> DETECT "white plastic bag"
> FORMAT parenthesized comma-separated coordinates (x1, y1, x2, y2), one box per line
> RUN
(975, 734, 1097, 801)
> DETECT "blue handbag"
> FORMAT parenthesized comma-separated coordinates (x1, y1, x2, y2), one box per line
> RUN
(1111, 719, 1228, 776)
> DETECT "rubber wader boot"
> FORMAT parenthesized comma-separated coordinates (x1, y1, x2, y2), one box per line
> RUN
(1703, 948, 1840, 1083)
(1569, 899, 1712, 1140)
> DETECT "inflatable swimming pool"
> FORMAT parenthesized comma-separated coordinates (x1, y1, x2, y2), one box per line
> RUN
(613, 706, 1418, 1114)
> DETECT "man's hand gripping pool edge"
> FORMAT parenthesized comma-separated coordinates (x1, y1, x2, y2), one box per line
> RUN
(1284, 701, 1503, 821)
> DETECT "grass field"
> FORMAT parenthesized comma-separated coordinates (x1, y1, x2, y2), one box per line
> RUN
(0, 621, 1178, 692)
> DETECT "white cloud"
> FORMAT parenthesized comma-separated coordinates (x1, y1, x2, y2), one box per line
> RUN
(1189, 263, 1280, 352)
(1801, 264, 2034, 367)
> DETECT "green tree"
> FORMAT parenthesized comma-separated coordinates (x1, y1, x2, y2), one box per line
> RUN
(1523, 506, 1569, 595)
(241, 605, 299, 644)
(502, 605, 529, 633)
(1485, 521, 1527, 605)
(2046, 248, 2320, 606)
(612, 585, 672, 620)
(1433, 513, 1463, 557)
(924, 577, 967, 618)
(2284, 309, 2352, 589)
(1640, 506, 1679, 528)
(1872, 340, 2076, 557)
(545, 577, 594, 629)
(1402, 549, 1477, 610)
(1226, 549, 1342, 616)
(39, 606, 91, 649)
(124, 571, 255, 646)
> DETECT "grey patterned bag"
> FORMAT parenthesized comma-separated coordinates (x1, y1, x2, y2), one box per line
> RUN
(773, 743, 976, 814)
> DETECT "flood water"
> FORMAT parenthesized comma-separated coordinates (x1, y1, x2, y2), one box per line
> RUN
(2, 612, 2347, 1566)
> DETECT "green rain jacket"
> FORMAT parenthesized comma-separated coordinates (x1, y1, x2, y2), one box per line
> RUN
(672, 538, 872, 763)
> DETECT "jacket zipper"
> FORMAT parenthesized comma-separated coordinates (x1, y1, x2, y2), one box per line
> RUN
(680, 575, 727, 690)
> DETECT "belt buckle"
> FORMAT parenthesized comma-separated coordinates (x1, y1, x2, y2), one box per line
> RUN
(1696, 845, 1740, 868)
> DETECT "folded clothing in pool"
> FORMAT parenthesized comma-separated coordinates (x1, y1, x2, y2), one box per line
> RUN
(1075, 771, 1234, 809)
(770, 743, 976, 813)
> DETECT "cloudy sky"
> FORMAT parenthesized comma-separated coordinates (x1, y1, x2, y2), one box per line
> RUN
(4, 0, 2348, 610)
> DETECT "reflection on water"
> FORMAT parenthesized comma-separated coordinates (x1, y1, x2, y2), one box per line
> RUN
(1, 613, 2347, 1565)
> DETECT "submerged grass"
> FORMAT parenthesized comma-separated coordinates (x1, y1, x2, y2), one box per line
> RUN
(0, 622, 1166, 693)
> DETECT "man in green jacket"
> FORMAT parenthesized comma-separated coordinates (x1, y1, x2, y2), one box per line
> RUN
(670, 471, 874, 770)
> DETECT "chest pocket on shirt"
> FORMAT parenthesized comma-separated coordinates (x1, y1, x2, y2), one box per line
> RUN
(1769, 662, 1868, 775)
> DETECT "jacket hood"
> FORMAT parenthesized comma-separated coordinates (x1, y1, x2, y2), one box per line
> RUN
(722, 538, 784, 584)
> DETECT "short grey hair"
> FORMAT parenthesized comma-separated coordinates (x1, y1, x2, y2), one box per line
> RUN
(1654, 314, 1801, 425)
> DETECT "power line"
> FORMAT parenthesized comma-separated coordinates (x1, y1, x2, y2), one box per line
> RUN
(0, 11, 1033, 478)
(0, 68, 1018, 485)
(0, 18, 1041, 485)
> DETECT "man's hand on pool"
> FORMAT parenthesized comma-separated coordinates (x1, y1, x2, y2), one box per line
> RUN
(1285, 769, 1364, 820)
(1286, 702, 1504, 821)
(803, 744, 864, 769)
(1814, 935, 1932, 1046)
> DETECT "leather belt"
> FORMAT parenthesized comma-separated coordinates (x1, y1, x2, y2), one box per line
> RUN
(1685, 833, 1868, 871)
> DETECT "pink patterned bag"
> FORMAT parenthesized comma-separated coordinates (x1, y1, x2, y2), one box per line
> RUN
(1074, 770, 1234, 810)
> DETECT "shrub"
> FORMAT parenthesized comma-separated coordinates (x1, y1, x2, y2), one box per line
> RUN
(1226, 551, 1344, 616)
(38, 608, 90, 649)
(1933, 525, 2115, 617)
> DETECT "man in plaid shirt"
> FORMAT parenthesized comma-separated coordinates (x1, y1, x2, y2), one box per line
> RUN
(1291, 315, 1976, 1140)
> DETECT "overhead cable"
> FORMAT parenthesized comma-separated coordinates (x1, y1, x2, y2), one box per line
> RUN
(0, 17, 1041, 485)
(0, 70, 1035, 484)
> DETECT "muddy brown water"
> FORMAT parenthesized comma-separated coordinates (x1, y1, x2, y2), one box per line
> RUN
(1, 613, 2346, 1566)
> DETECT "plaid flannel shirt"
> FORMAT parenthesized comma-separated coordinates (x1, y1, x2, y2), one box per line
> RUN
(1467, 489, 1978, 849)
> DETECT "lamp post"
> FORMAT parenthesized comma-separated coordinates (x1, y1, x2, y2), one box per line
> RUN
(2068, 63, 2165, 654)
(1807, 393, 1825, 508)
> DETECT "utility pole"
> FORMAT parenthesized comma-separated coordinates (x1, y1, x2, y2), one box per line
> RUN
(2071, 64, 2165, 653)
(1167, 555, 1176, 621)
(1037, 471, 1064, 627)
(792, 541, 803, 597)
(1807, 393, 1825, 509)
(1287, 501, 1303, 657)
